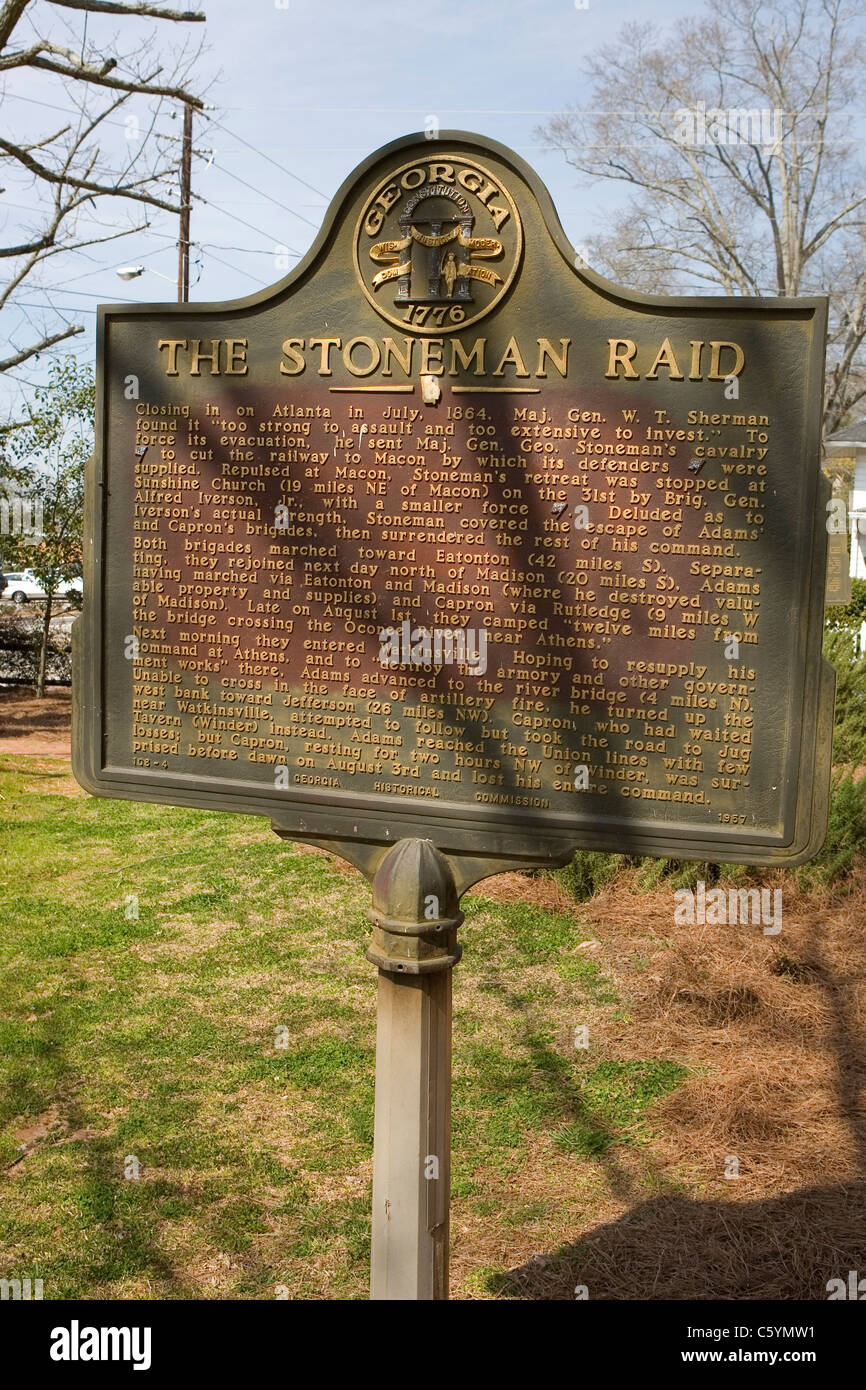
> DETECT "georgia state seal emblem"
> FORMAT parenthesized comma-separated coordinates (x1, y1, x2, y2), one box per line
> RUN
(354, 154, 523, 335)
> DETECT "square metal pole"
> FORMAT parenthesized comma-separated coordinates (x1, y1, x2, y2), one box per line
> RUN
(370, 966, 452, 1300)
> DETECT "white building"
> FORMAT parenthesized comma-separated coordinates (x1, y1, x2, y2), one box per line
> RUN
(825, 420, 866, 579)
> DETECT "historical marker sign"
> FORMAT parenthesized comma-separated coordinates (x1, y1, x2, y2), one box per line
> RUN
(73, 131, 834, 868)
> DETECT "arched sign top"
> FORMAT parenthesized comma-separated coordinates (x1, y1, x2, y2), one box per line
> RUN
(95, 129, 828, 322)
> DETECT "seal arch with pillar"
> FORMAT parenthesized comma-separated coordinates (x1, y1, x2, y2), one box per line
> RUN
(395, 184, 475, 306)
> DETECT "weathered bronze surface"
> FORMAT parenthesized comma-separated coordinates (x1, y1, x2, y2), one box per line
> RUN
(72, 131, 834, 868)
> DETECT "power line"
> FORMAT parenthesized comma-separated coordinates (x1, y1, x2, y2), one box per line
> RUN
(201, 247, 268, 288)
(193, 191, 304, 260)
(2, 96, 320, 311)
(0, 90, 180, 143)
(199, 243, 278, 255)
(2, 93, 326, 232)
(202, 113, 328, 201)
(5, 237, 276, 301)
(204, 154, 320, 230)
(4, 285, 147, 302)
(6, 301, 97, 314)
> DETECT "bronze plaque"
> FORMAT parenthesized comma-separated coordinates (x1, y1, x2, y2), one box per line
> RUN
(73, 132, 834, 867)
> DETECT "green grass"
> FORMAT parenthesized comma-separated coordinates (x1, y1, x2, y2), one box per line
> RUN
(0, 753, 691, 1299)
(555, 1060, 691, 1157)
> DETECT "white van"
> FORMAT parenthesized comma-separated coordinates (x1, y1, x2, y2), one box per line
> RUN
(2, 569, 83, 603)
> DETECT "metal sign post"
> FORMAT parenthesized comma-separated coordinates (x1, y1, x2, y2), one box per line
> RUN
(370, 966, 452, 1299)
(365, 838, 462, 1300)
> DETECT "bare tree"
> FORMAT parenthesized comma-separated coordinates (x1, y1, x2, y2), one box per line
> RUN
(538, 0, 866, 434)
(0, 0, 206, 379)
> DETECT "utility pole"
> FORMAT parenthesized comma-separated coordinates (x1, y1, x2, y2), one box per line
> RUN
(177, 102, 193, 303)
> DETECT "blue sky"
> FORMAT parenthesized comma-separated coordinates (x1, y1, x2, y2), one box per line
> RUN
(0, 0, 708, 420)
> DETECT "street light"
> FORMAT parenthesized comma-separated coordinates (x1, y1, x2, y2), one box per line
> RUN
(115, 265, 179, 287)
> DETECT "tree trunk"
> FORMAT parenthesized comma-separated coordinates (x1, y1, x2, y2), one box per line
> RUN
(36, 593, 52, 698)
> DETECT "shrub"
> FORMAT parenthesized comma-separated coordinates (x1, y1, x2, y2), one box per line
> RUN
(556, 850, 628, 902)
(824, 627, 866, 765)
(0, 614, 71, 685)
(825, 576, 866, 632)
(798, 770, 866, 888)
(635, 857, 733, 891)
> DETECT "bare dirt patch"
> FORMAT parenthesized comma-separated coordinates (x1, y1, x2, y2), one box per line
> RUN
(0, 684, 71, 756)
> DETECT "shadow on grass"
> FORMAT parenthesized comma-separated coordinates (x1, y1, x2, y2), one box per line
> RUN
(480, 974, 688, 1203)
(1, 975, 296, 1299)
(4, 1058, 199, 1299)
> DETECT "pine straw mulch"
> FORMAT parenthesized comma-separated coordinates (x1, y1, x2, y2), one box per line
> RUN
(472, 866, 866, 1299)
(0, 684, 71, 756)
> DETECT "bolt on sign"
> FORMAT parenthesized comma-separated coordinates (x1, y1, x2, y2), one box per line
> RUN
(73, 132, 834, 870)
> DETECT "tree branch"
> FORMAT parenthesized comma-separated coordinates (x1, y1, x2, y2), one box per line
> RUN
(47, 0, 204, 19)
(20, 55, 204, 106)
(0, 135, 183, 213)
(0, 323, 84, 374)
(0, 0, 29, 50)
